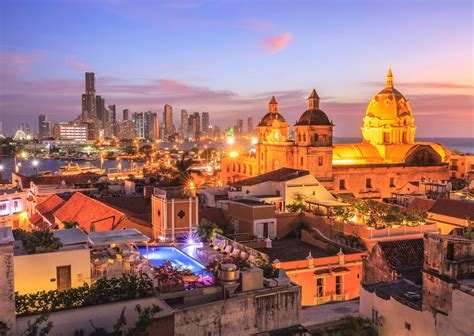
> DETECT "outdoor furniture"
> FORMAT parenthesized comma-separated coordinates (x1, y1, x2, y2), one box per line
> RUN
(232, 249, 240, 257)
(95, 262, 109, 278)
(224, 245, 233, 254)
(240, 251, 249, 260)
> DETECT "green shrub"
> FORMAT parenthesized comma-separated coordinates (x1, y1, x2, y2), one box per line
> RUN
(15, 274, 153, 316)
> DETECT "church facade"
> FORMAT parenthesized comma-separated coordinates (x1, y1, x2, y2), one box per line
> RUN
(221, 69, 450, 199)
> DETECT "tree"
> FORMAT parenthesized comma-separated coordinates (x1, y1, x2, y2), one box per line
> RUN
(13, 229, 63, 254)
(286, 193, 308, 213)
(196, 218, 223, 241)
(62, 221, 78, 229)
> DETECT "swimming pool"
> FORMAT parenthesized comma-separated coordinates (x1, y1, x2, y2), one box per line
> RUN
(137, 246, 207, 274)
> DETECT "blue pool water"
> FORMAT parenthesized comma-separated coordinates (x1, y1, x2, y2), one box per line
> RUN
(137, 246, 206, 274)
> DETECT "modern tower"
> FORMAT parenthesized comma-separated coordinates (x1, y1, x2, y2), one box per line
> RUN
(202, 112, 209, 136)
(180, 109, 188, 138)
(163, 104, 173, 136)
(81, 72, 96, 120)
(247, 116, 254, 135)
(123, 109, 130, 121)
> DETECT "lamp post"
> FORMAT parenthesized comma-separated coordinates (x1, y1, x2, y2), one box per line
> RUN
(32, 159, 39, 175)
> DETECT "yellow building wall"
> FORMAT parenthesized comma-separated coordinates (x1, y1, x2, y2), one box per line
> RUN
(14, 248, 91, 294)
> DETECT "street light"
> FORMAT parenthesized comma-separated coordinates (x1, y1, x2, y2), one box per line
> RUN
(32, 159, 39, 174)
(229, 151, 239, 158)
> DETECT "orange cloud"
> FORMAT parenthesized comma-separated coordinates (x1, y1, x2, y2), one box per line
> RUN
(261, 33, 292, 55)
(70, 63, 90, 71)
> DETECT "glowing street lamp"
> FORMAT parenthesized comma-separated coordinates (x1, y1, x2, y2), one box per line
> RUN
(251, 137, 258, 145)
(229, 151, 239, 158)
(32, 159, 39, 174)
(226, 137, 235, 145)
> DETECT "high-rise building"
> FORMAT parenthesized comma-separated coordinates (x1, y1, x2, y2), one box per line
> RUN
(202, 112, 209, 136)
(38, 115, 51, 139)
(123, 109, 130, 121)
(133, 112, 145, 139)
(180, 109, 188, 138)
(81, 72, 96, 121)
(144, 111, 158, 140)
(163, 104, 173, 137)
(193, 112, 201, 140)
(96, 96, 105, 124)
(116, 120, 135, 140)
(247, 116, 254, 135)
(0, 120, 3, 137)
(235, 119, 243, 136)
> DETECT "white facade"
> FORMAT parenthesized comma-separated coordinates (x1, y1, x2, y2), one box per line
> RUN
(56, 124, 88, 141)
(0, 190, 28, 228)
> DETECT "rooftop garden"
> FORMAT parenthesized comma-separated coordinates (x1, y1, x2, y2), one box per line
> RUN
(13, 229, 63, 254)
(15, 273, 153, 316)
(332, 199, 429, 229)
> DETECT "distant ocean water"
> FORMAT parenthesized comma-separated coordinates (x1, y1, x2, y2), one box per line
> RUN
(334, 137, 474, 154)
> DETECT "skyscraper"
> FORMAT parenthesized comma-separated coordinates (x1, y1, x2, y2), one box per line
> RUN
(81, 72, 96, 120)
(163, 104, 173, 137)
(123, 109, 130, 121)
(133, 112, 145, 138)
(235, 119, 243, 136)
(96, 96, 105, 123)
(193, 112, 201, 140)
(202, 112, 209, 136)
(144, 111, 158, 139)
(247, 116, 253, 135)
(180, 109, 188, 138)
(38, 114, 51, 139)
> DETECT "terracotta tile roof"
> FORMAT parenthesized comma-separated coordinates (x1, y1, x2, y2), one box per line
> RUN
(378, 238, 424, 271)
(231, 168, 309, 187)
(407, 198, 435, 212)
(54, 192, 127, 232)
(36, 195, 65, 218)
(429, 199, 474, 220)
(100, 197, 152, 225)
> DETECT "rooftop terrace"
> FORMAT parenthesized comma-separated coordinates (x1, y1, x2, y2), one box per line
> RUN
(256, 237, 331, 262)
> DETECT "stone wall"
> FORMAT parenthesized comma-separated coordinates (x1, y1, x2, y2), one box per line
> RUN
(0, 242, 15, 335)
(173, 287, 301, 336)
(362, 245, 394, 285)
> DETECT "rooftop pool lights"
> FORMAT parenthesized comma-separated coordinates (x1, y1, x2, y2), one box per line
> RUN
(137, 246, 207, 275)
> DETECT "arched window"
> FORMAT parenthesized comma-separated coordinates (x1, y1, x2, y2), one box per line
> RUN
(300, 157, 304, 167)
(237, 163, 241, 173)
(314, 133, 319, 143)
(298, 133, 301, 141)
(232, 162, 235, 171)
(243, 165, 246, 174)
(303, 133, 306, 142)
(249, 166, 253, 175)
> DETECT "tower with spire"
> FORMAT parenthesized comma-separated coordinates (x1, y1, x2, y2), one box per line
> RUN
(385, 67, 394, 88)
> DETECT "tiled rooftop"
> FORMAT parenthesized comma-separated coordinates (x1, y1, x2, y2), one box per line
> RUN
(378, 238, 424, 272)
(363, 279, 423, 311)
(231, 168, 309, 187)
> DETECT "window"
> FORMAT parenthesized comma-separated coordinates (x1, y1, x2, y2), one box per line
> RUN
(389, 177, 395, 188)
(300, 157, 304, 167)
(243, 165, 246, 174)
(339, 179, 346, 190)
(447, 242, 454, 261)
(405, 322, 411, 331)
(303, 133, 306, 142)
(335, 275, 343, 295)
(0, 202, 7, 215)
(366, 178, 372, 189)
(383, 132, 390, 144)
(314, 134, 319, 142)
(318, 156, 323, 166)
(177, 210, 186, 219)
(226, 165, 230, 173)
(372, 309, 379, 325)
(298, 133, 301, 141)
(249, 166, 253, 175)
(316, 278, 324, 297)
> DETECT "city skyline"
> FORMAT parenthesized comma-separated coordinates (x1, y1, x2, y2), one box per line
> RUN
(0, 0, 473, 137)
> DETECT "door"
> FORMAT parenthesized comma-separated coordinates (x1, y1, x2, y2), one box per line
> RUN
(57, 265, 72, 291)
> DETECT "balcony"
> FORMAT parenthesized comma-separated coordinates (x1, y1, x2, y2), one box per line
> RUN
(332, 292, 348, 301)
(313, 295, 331, 305)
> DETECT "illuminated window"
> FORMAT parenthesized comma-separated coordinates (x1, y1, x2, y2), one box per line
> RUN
(316, 278, 324, 297)
(0, 202, 7, 216)
(335, 275, 343, 295)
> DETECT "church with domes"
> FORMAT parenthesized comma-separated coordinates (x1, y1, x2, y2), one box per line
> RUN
(221, 69, 450, 199)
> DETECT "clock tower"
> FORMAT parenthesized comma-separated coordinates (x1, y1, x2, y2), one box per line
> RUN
(256, 96, 291, 174)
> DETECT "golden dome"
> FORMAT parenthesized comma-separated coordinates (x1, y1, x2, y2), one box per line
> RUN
(259, 96, 286, 126)
(365, 68, 413, 121)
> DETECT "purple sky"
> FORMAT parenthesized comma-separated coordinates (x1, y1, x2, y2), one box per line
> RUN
(0, 0, 473, 137)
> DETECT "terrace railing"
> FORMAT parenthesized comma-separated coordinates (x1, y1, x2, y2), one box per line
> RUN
(212, 232, 269, 262)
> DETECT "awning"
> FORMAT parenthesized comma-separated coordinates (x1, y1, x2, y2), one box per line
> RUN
(88, 228, 151, 246)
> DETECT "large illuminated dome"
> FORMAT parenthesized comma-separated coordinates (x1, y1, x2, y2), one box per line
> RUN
(361, 68, 416, 145)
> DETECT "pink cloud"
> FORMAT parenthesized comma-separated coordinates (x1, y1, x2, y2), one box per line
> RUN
(0, 52, 38, 73)
(70, 63, 90, 71)
(160, 1, 201, 9)
(260, 33, 292, 55)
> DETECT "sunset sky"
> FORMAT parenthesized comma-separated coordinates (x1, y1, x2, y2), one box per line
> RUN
(1, 0, 473, 137)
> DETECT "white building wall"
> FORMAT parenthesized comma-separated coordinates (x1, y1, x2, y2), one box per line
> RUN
(359, 286, 436, 336)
